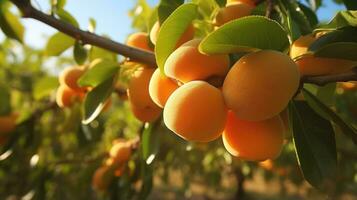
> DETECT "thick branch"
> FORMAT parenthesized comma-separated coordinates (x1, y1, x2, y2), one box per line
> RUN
(11, 0, 156, 66)
(302, 70, 357, 86)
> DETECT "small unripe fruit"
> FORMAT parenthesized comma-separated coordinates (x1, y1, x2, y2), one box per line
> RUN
(109, 141, 132, 164)
(92, 166, 113, 192)
(164, 39, 230, 83)
(149, 68, 179, 108)
(223, 50, 300, 121)
(214, 2, 253, 26)
(164, 81, 227, 142)
(150, 21, 195, 48)
(126, 32, 153, 52)
(223, 111, 284, 161)
(59, 67, 87, 92)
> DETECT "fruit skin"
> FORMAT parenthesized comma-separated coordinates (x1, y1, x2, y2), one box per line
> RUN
(59, 67, 87, 92)
(223, 50, 300, 121)
(222, 111, 284, 161)
(289, 34, 316, 59)
(56, 85, 84, 108)
(126, 32, 153, 52)
(0, 113, 18, 134)
(164, 39, 230, 83)
(214, 2, 253, 26)
(92, 166, 113, 192)
(149, 21, 195, 48)
(130, 103, 162, 123)
(109, 141, 132, 164)
(296, 56, 357, 76)
(149, 68, 179, 108)
(164, 81, 227, 142)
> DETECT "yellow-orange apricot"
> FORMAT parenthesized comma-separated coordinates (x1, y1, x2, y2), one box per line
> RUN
(214, 2, 253, 26)
(289, 34, 316, 59)
(164, 39, 230, 83)
(340, 81, 357, 91)
(0, 113, 18, 134)
(223, 50, 300, 121)
(295, 55, 356, 76)
(92, 166, 113, 192)
(149, 68, 179, 108)
(163, 81, 227, 142)
(130, 103, 162, 123)
(222, 111, 284, 161)
(59, 67, 87, 92)
(149, 21, 195, 47)
(259, 159, 274, 171)
(126, 32, 153, 52)
(109, 141, 132, 164)
(56, 85, 83, 108)
(227, 0, 256, 7)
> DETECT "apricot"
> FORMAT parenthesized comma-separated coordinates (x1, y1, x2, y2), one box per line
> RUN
(295, 55, 356, 76)
(56, 85, 83, 108)
(214, 2, 253, 26)
(149, 68, 179, 108)
(0, 113, 18, 134)
(126, 32, 153, 52)
(59, 67, 87, 92)
(259, 159, 274, 171)
(223, 50, 300, 121)
(163, 81, 227, 142)
(149, 21, 195, 47)
(227, 0, 256, 7)
(289, 34, 316, 59)
(109, 141, 132, 164)
(164, 39, 230, 83)
(340, 81, 357, 91)
(130, 103, 162, 123)
(222, 111, 284, 161)
(92, 166, 113, 191)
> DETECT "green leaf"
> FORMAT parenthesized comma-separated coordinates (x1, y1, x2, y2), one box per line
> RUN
(45, 32, 75, 56)
(88, 18, 96, 32)
(0, 85, 11, 116)
(157, 0, 184, 24)
(317, 10, 357, 30)
(33, 76, 59, 100)
(56, 8, 79, 27)
(73, 42, 87, 65)
(310, 27, 357, 51)
(215, 0, 227, 7)
(302, 89, 357, 145)
(0, 7, 25, 43)
(78, 59, 119, 88)
(290, 101, 337, 191)
(89, 46, 117, 61)
(313, 42, 357, 61)
(298, 2, 318, 28)
(282, 0, 312, 34)
(199, 16, 290, 54)
(343, 0, 357, 10)
(316, 83, 337, 106)
(142, 120, 161, 163)
(82, 77, 114, 124)
(155, 3, 198, 73)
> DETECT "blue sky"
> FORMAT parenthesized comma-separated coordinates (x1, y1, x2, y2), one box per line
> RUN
(0, 0, 347, 48)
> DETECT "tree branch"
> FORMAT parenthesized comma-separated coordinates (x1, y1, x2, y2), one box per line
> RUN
(10, 0, 156, 66)
(9, 0, 357, 87)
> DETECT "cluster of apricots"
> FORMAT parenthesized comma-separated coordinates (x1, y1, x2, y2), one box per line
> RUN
(56, 66, 87, 108)
(0, 112, 18, 145)
(92, 139, 133, 192)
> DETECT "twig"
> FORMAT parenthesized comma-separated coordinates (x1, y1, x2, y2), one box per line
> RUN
(10, 0, 156, 66)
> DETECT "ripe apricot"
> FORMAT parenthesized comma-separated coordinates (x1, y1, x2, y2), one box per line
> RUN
(164, 39, 230, 83)
(289, 34, 316, 59)
(340, 81, 357, 91)
(92, 166, 113, 192)
(223, 50, 300, 121)
(59, 67, 87, 93)
(295, 55, 356, 76)
(149, 21, 195, 47)
(0, 113, 17, 134)
(130, 103, 162, 122)
(163, 81, 227, 142)
(126, 32, 153, 52)
(109, 141, 132, 164)
(222, 111, 284, 161)
(56, 85, 83, 108)
(227, 0, 256, 7)
(214, 2, 253, 26)
(149, 68, 179, 108)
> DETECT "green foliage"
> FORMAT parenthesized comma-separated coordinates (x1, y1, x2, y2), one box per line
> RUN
(45, 32, 75, 56)
(157, 0, 184, 24)
(0, 2, 24, 43)
(0, 85, 11, 115)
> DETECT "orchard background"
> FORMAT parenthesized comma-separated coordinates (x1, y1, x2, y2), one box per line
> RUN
(0, 0, 357, 199)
